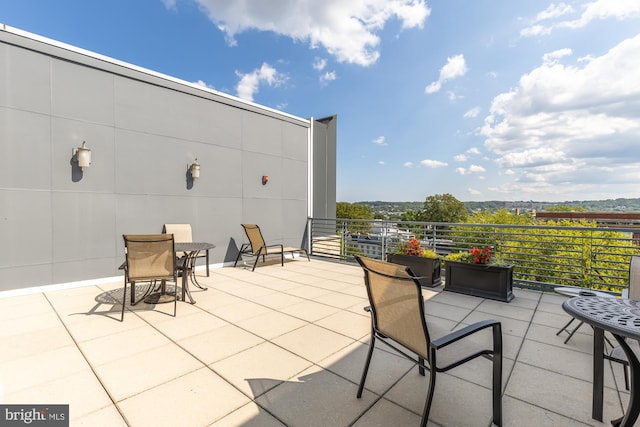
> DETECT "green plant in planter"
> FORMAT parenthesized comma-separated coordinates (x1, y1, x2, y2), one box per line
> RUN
(445, 246, 509, 267)
(388, 237, 442, 287)
(444, 245, 514, 302)
(394, 237, 439, 258)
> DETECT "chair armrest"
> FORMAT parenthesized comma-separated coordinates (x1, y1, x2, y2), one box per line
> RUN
(431, 319, 501, 349)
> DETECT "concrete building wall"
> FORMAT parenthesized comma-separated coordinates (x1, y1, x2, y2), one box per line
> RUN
(0, 26, 334, 292)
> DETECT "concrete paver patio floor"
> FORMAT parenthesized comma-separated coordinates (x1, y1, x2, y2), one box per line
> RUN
(0, 258, 632, 426)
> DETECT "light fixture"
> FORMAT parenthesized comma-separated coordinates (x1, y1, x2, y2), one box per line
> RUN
(74, 141, 91, 170)
(190, 158, 200, 179)
(262, 175, 269, 185)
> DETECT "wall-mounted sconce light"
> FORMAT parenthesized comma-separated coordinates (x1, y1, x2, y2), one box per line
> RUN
(74, 141, 91, 170)
(190, 158, 200, 179)
(262, 175, 269, 185)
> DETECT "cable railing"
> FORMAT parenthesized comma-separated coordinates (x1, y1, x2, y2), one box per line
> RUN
(308, 217, 640, 293)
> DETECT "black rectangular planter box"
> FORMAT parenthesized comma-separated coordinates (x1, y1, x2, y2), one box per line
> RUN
(444, 261, 514, 302)
(386, 253, 442, 288)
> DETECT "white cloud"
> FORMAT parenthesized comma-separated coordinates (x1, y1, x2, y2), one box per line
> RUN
(454, 154, 468, 162)
(464, 107, 480, 118)
(542, 48, 572, 64)
(467, 147, 481, 155)
(320, 71, 337, 84)
(403, 161, 414, 167)
(378, 161, 385, 165)
(467, 188, 482, 196)
(420, 159, 448, 168)
(447, 91, 463, 101)
(522, 0, 640, 37)
(456, 164, 486, 175)
(425, 54, 468, 94)
(235, 62, 287, 101)
(481, 34, 640, 195)
(313, 57, 327, 71)
(185, 0, 430, 66)
(372, 136, 387, 146)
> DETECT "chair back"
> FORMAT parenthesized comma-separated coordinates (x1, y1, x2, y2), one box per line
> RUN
(356, 256, 429, 358)
(629, 255, 640, 300)
(163, 224, 193, 243)
(124, 234, 176, 281)
(241, 224, 267, 255)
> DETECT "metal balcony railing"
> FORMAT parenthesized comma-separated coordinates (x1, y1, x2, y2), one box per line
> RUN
(308, 217, 640, 293)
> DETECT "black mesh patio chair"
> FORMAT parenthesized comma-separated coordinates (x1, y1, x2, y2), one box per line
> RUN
(355, 256, 503, 427)
(233, 224, 309, 271)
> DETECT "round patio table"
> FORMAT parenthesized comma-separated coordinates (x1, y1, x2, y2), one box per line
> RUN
(176, 242, 215, 304)
(563, 297, 640, 427)
(144, 242, 215, 305)
(554, 287, 615, 343)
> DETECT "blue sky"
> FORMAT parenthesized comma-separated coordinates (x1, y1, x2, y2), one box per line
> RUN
(2, 0, 640, 203)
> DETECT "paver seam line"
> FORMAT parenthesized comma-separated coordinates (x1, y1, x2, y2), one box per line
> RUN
(42, 292, 133, 426)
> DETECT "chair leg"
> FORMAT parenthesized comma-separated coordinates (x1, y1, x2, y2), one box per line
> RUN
(492, 323, 503, 426)
(233, 251, 242, 267)
(121, 282, 127, 322)
(252, 255, 260, 272)
(421, 349, 437, 427)
(173, 280, 178, 317)
(357, 334, 376, 398)
(418, 357, 426, 376)
(205, 249, 210, 277)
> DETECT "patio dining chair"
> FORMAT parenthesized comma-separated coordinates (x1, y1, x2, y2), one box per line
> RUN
(233, 224, 309, 271)
(355, 256, 503, 427)
(121, 234, 178, 321)
(163, 223, 209, 277)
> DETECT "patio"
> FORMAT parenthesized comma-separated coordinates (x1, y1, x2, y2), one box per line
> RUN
(0, 258, 631, 426)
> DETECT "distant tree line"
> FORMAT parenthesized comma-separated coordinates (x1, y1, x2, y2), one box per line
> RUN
(354, 197, 640, 219)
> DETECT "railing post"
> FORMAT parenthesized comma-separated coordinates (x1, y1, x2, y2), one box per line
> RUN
(382, 220, 388, 261)
(341, 220, 347, 261)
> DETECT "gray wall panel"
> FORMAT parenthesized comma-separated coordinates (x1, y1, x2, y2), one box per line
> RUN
(115, 77, 243, 148)
(51, 59, 115, 125)
(114, 130, 193, 195)
(51, 117, 115, 192)
(0, 108, 51, 190)
(0, 43, 51, 114)
(242, 151, 283, 200)
(53, 258, 118, 286)
(0, 190, 52, 268)
(282, 122, 308, 161)
(282, 158, 308, 201)
(0, 264, 52, 292)
(242, 111, 282, 155)
(51, 192, 116, 262)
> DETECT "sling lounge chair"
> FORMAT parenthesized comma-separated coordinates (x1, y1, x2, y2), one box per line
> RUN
(233, 224, 309, 271)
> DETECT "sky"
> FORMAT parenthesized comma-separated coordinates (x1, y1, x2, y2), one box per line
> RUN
(1, 0, 640, 203)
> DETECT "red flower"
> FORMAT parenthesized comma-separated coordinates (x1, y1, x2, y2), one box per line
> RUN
(469, 246, 492, 264)
(404, 238, 424, 257)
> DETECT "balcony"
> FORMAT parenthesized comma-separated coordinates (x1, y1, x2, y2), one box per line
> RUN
(0, 258, 631, 426)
